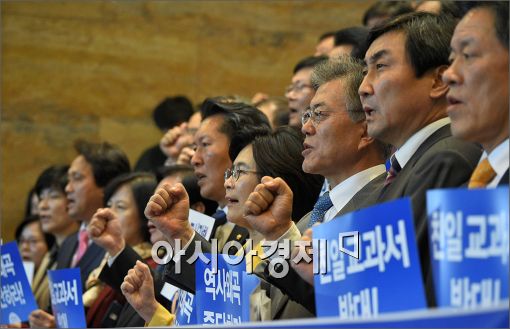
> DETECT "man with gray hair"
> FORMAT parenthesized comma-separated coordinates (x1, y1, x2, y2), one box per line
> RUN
(244, 55, 390, 317)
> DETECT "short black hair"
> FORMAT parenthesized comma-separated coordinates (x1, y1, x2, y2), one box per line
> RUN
(152, 96, 195, 131)
(200, 97, 272, 161)
(362, 1, 414, 26)
(463, 1, 509, 49)
(181, 175, 218, 217)
(333, 26, 370, 59)
(35, 165, 69, 197)
(293, 55, 328, 74)
(367, 11, 456, 77)
(74, 140, 131, 188)
(15, 215, 55, 250)
(103, 172, 157, 243)
(252, 126, 324, 221)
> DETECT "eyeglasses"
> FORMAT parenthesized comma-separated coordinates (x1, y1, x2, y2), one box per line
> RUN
(285, 83, 313, 94)
(302, 109, 327, 126)
(224, 165, 260, 183)
(19, 238, 44, 246)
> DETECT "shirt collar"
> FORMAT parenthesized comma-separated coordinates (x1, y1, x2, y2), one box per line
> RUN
(481, 138, 509, 178)
(394, 117, 450, 169)
(328, 164, 386, 214)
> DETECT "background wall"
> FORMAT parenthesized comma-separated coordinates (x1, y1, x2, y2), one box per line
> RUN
(1, 0, 373, 242)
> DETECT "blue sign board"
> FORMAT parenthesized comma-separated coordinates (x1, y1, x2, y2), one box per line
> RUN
(195, 253, 259, 325)
(47, 268, 86, 328)
(0, 241, 38, 324)
(313, 198, 427, 319)
(427, 187, 509, 308)
(175, 290, 197, 326)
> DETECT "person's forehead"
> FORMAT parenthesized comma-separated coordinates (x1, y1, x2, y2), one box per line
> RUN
(69, 155, 90, 172)
(452, 9, 496, 46)
(313, 79, 346, 106)
(292, 68, 313, 82)
(197, 115, 227, 139)
(365, 31, 406, 62)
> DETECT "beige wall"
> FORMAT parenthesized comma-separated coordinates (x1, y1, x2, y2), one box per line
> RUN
(1, 0, 373, 241)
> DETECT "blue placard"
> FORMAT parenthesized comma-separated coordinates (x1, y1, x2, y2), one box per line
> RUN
(313, 198, 427, 319)
(174, 289, 197, 326)
(47, 268, 86, 328)
(195, 253, 259, 325)
(427, 187, 509, 308)
(0, 241, 38, 324)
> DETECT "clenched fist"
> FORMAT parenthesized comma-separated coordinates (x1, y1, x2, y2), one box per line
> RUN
(243, 176, 294, 241)
(87, 208, 125, 256)
(121, 261, 158, 322)
(144, 183, 193, 247)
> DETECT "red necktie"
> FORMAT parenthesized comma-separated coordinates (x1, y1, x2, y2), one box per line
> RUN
(72, 229, 88, 267)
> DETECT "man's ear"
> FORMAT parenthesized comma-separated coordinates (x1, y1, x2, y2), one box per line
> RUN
(358, 121, 376, 150)
(430, 65, 450, 99)
(190, 201, 205, 214)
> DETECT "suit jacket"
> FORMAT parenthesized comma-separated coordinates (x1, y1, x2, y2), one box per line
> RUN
(377, 125, 481, 306)
(258, 173, 387, 317)
(56, 232, 106, 291)
(98, 246, 169, 327)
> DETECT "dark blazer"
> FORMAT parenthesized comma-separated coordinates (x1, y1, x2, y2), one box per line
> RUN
(56, 231, 106, 290)
(258, 173, 387, 317)
(98, 246, 169, 327)
(376, 125, 481, 306)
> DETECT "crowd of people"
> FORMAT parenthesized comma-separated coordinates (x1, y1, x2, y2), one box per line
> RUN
(12, 1, 508, 327)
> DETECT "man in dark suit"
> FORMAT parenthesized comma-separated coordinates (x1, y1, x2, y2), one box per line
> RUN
(243, 55, 389, 318)
(108, 98, 271, 318)
(443, 2, 509, 188)
(358, 12, 482, 306)
(28, 140, 130, 327)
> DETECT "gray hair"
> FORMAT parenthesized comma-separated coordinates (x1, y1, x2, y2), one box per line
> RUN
(310, 55, 365, 123)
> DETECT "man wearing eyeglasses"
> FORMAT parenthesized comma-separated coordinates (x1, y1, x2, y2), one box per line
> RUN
(285, 56, 327, 128)
(243, 55, 389, 317)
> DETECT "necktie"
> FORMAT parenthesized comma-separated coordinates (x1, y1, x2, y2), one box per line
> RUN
(468, 158, 496, 188)
(384, 155, 402, 186)
(212, 209, 228, 248)
(212, 209, 227, 225)
(308, 191, 333, 227)
(72, 229, 88, 267)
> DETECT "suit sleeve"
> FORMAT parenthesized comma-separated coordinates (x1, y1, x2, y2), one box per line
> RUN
(162, 233, 212, 294)
(99, 245, 142, 291)
(404, 142, 481, 306)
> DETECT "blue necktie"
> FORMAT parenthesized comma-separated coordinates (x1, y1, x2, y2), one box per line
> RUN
(308, 191, 333, 227)
(212, 209, 227, 225)
(384, 155, 402, 186)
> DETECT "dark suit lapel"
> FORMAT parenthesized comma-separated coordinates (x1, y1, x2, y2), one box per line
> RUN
(498, 169, 509, 186)
(77, 243, 105, 276)
(57, 233, 78, 269)
(226, 225, 249, 249)
(338, 173, 386, 216)
(380, 125, 452, 200)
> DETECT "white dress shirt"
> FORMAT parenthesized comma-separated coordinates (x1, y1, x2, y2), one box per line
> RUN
(323, 164, 387, 222)
(481, 139, 509, 188)
(393, 117, 451, 169)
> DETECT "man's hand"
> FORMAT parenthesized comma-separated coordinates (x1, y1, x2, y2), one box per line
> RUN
(243, 176, 293, 241)
(120, 261, 159, 323)
(176, 146, 195, 165)
(144, 183, 193, 247)
(87, 208, 125, 256)
(290, 228, 315, 286)
(28, 309, 56, 328)
(159, 123, 194, 160)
